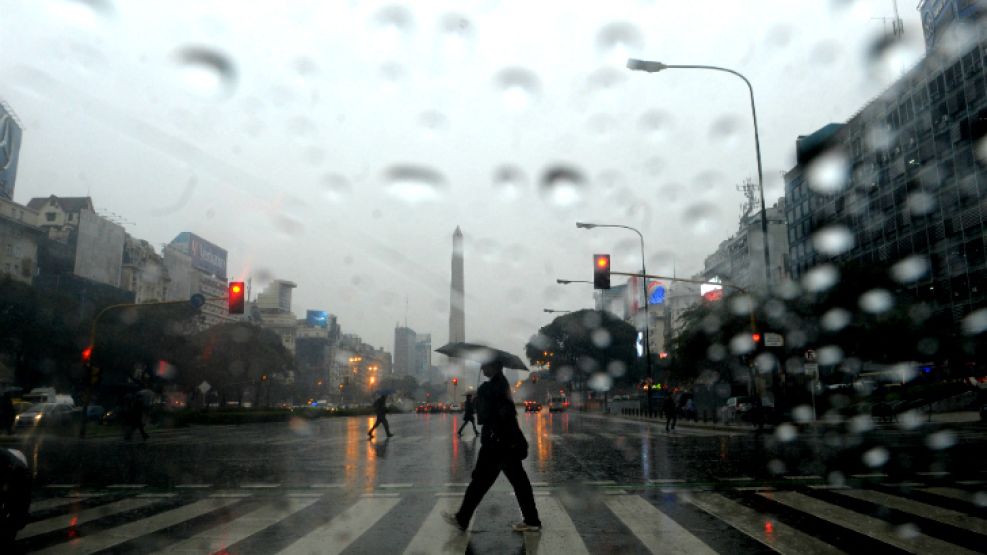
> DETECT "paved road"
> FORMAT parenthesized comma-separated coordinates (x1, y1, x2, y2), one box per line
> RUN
(6, 412, 987, 553)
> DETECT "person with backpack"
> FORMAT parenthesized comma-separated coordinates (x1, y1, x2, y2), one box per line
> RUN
(368, 393, 393, 439)
(443, 360, 541, 533)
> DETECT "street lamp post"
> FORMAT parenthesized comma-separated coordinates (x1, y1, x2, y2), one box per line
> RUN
(576, 222, 655, 417)
(556, 279, 593, 285)
(543, 308, 573, 314)
(626, 58, 771, 287)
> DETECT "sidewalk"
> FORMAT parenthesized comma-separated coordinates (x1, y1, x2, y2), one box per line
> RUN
(580, 411, 756, 433)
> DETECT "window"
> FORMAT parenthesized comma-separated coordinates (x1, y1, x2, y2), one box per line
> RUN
(45, 213, 56, 222)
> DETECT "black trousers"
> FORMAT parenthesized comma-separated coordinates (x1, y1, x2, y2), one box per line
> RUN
(456, 444, 541, 526)
(666, 410, 677, 431)
(458, 415, 478, 435)
(369, 414, 390, 436)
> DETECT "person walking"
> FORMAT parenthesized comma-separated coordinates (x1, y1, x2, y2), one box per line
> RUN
(368, 393, 393, 439)
(443, 360, 541, 533)
(663, 394, 677, 432)
(457, 393, 478, 437)
(124, 393, 149, 441)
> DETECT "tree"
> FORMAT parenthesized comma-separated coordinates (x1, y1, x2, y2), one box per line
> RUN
(525, 309, 641, 389)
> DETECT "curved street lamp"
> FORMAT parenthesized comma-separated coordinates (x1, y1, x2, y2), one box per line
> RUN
(626, 58, 771, 287)
(575, 221, 654, 417)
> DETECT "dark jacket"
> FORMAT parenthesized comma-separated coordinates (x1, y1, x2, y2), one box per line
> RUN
(373, 396, 387, 417)
(475, 373, 519, 446)
(463, 397, 475, 418)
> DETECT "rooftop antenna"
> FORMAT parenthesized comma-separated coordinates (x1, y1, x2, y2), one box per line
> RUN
(404, 295, 408, 328)
(737, 178, 757, 225)
(871, 0, 904, 39)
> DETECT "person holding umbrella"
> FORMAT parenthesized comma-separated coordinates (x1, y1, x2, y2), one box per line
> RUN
(441, 353, 541, 533)
(368, 392, 393, 439)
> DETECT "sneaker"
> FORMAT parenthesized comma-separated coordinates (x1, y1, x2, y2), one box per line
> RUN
(441, 511, 467, 531)
(512, 521, 541, 533)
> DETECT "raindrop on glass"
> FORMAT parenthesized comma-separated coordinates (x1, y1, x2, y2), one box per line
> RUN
(961, 308, 987, 335)
(588, 113, 617, 139)
(638, 110, 671, 141)
(596, 21, 644, 64)
(803, 264, 839, 293)
(372, 5, 413, 49)
(591, 328, 612, 348)
(729, 333, 755, 355)
(492, 165, 527, 201)
(682, 202, 719, 235)
(589, 372, 613, 392)
(774, 423, 797, 442)
(859, 288, 893, 314)
(890, 255, 929, 284)
(320, 174, 350, 203)
(419, 110, 448, 134)
(926, 430, 956, 450)
(539, 165, 586, 208)
(174, 46, 236, 98)
(821, 307, 852, 331)
(865, 125, 896, 151)
(792, 405, 813, 423)
(708, 114, 742, 145)
(906, 192, 936, 215)
(862, 446, 889, 468)
(383, 165, 447, 204)
(706, 343, 726, 362)
(607, 360, 626, 377)
(812, 225, 854, 255)
(494, 68, 540, 110)
(817, 345, 844, 366)
(438, 13, 474, 59)
(806, 149, 849, 194)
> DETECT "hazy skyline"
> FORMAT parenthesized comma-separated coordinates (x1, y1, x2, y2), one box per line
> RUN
(0, 0, 927, 361)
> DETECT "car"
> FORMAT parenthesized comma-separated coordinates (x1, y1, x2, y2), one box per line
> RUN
(523, 400, 542, 412)
(85, 405, 106, 423)
(13, 403, 74, 431)
(0, 447, 31, 543)
(547, 397, 567, 412)
(449, 403, 462, 412)
(415, 403, 433, 413)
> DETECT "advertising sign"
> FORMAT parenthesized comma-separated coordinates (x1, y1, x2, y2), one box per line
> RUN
(646, 280, 665, 305)
(701, 277, 724, 302)
(307, 310, 329, 328)
(171, 232, 228, 278)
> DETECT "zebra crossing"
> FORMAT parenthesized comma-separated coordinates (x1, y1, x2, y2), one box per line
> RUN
(17, 480, 987, 554)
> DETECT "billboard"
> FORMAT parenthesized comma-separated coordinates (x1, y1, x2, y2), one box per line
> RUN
(646, 280, 665, 305)
(170, 232, 227, 278)
(701, 277, 724, 302)
(0, 103, 22, 200)
(920, 0, 984, 49)
(307, 310, 330, 328)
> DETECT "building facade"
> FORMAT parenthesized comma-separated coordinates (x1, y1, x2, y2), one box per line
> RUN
(121, 235, 169, 303)
(0, 101, 22, 201)
(414, 333, 432, 380)
(0, 197, 42, 284)
(165, 232, 235, 329)
(703, 198, 789, 293)
(253, 280, 299, 354)
(393, 325, 417, 376)
(785, 28, 987, 323)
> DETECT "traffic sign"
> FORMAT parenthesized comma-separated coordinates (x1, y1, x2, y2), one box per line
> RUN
(764, 332, 784, 347)
(805, 363, 819, 378)
(805, 349, 817, 362)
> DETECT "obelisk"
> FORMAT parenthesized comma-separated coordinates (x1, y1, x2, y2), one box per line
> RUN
(449, 226, 465, 343)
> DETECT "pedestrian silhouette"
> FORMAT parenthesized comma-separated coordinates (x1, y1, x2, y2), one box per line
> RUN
(124, 393, 148, 441)
(457, 393, 478, 437)
(443, 360, 541, 533)
(368, 393, 393, 439)
(0, 391, 14, 435)
(663, 395, 677, 432)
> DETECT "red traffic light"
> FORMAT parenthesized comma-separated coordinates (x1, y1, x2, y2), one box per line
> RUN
(452, 378, 459, 386)
(593, 254, 611, 290)
(752, 333, 762, 344)
(81, 346, 93, 363)
(228, 281, 245, 314)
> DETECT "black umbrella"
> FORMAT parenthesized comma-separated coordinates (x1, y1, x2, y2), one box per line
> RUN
(435, 342, 529, 371)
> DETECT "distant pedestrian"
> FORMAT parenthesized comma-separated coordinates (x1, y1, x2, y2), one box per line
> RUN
(124, 393, 148, 441)
(685, 397, 696, 422)
(0, 392, 14, 435)
(663, 395, 677, 432)
(368, 393, 393, 439)
(443, 360, 541, 533)
(457, 393, 478, 437)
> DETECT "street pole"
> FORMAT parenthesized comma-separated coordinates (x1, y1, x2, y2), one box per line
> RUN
(626, 59, 771, 288)
(576, 223, 654, 417)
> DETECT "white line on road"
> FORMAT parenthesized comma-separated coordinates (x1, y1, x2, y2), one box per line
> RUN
(530, 482, 549, 487)
(688, 492, 842, 555)
(108, 484, 147, 489)
(834, 488, 987, 536)
(362, 493, 401, 498)
(45, 484, 80, 489)
(175, 484, 212, 489)
(524, 496, 590, 555)
(783, 475, 822, 480)
(210, 492, 252, 498)
(444, 482, 469, 487)
(648, 479, 685, 484)
(137, 493, 178, 498)
(605, 494, 716, 555)
(156, 496, 319, 554)
(379, 483, 414, 488)
(240, 483, 281, 488)
(850, 473, 888, 479)
(310, 483, 345, 488)
(583, 480, 616, 486)
(403, 497, 472, 555)
(761, 490, 976, 554)
(36, 496, 244, 555)
(21, 497, 162, 540)
(278, 495, 401, 555)
(29, 494, 103, 514)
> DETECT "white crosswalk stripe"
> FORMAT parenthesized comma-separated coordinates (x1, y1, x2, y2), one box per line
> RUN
(761, 490, 979, 554)
(687, 491, 843, 554)
(29, 494, 104, 514)
(605, 493, 716, 554)
(277, 496, 400, 555)
(35, 497, 244, 555)
(157, 496, 319, 554)
(833, 488, 987, 535)
(17, 484, 987, 554)
(403, 497, 472, 554)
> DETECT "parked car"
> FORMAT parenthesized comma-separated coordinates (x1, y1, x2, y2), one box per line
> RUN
(14, 403, 74, 431)
(449, 403, 462, 412)
(547, 396, 567, 412)
(0, 447, 31, 543)
(524, 400, 542, 412)
(415, 403, 433, 413)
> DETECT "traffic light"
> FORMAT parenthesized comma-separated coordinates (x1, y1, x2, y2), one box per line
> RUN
(228, 281, 245, 314)
(594, 254, 611, 290)
(81, 346, 93, 363)
(452, 378, 459, 386)
(751, 333, 762, 345)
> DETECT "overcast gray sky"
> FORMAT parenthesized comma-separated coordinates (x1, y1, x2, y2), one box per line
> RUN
(0, 0, 926, 364)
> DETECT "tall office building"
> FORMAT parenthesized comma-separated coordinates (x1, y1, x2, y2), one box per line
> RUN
(393, 325, 417, 375)
(785, 23, 987, 323)
(449, 226, 465, 343)
(0, 100, 22, 201)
